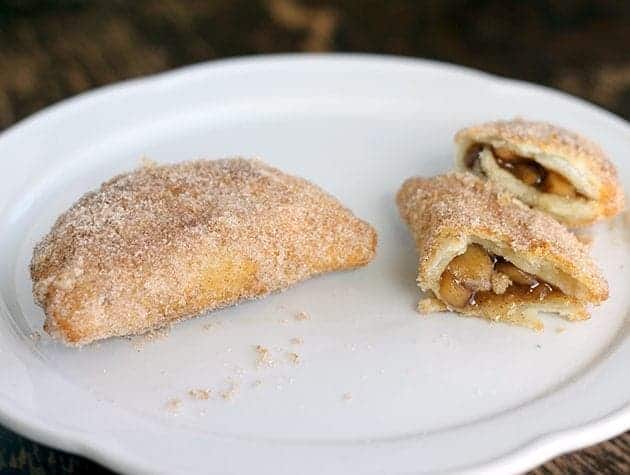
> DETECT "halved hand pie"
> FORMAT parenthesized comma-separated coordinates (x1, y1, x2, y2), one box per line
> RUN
(31, 158, 377, 346)
(396, 173, 608, 330)
(455, 119, 624, 227)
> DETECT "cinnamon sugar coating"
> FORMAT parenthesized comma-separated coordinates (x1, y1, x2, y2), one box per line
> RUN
(31, 158, 377, 345)
(455, 119, 610, 168)
(397, 173, 608, 328)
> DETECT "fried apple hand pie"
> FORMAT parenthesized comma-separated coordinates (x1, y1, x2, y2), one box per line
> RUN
(31, 158, 377, 346)
(455, 118, 624, 227)
(397, 173, 608, 331)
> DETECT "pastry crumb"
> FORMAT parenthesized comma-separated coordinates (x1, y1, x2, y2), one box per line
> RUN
(252, 379, 262, 388)
(295, 311, 310, 321)
(255, 345, 275, 368)
(290, 336, 304, 345)
(287, 352, 301, 365)
(165, 398, 182, 412)
(556, 326, 566, 334)
(188, 388, 211, 400)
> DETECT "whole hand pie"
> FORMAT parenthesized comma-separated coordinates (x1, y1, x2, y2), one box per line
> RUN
(31, 158, 377, 346)
(454, 118, 624, 227)
(396, 173, 608, 330)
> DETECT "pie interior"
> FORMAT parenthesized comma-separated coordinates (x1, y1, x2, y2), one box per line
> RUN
(463, 143, 586, 199)
(435, 242, 588, 327)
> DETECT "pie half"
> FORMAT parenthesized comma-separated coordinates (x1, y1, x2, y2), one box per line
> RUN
(455, 118, 624, 227)
(396, 173, 608, 330)
(31, 158, 377, 346)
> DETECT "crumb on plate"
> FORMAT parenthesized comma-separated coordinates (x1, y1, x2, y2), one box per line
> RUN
(188, 388, 211, 400)
(255, 344, 275, 368)
(165, 398, 182, 412)
(295, 311, 310, 321)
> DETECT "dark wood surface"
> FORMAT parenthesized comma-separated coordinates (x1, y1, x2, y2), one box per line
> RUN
(0, 1, 628, 473)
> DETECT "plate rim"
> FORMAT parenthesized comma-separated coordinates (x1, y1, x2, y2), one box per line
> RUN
(0, 52, 628, 475)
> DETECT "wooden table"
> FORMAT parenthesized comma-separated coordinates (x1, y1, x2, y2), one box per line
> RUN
(1, 1, 628, 473)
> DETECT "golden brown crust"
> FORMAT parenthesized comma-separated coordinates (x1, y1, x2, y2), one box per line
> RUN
(31, 158, 377, 346)
(396, 173, 608, 328)
(454, 118, 624, 226)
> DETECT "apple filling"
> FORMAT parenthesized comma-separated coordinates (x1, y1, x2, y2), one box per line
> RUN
(438, 244, 557, 309)
(464, 144, 583, 199)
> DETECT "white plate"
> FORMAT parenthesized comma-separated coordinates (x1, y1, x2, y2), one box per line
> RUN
(0, 54, 628, 475)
